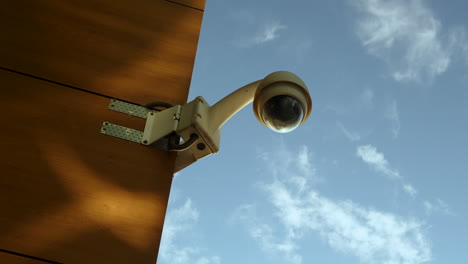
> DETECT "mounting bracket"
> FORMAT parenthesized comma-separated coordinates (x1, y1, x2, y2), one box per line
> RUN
(100, 97, 220, 172)
(100, 99, 180, 150)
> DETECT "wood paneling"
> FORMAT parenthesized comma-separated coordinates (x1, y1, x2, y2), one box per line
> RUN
(0, 70, 177, 263)
(0, 0, 206, 262)
(0, 251, 50, 264)
(0, 0, 204, 105)
(168, 0, 206, 10)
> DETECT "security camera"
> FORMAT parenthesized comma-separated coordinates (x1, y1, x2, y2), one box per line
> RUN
(101, 71, 312, 172)
(253, 71, 312, 133)
(208, 71, 312, 134)
(172, 71, 312, 170)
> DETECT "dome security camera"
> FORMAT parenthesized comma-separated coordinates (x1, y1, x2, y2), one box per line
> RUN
(253, 71, 312, 133)
(100, 71, 312, 172)
(172, 71, 312, 171)
(207, 71, 312, 134)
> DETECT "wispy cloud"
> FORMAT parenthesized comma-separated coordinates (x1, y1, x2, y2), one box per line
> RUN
(337, 122, 361, 142)
(403, 183, 419, 198)
(237, 20, 287, 47)
(386, 100, 401, 138)
(423, 198, 453, 216)
(238, 144, 431, 264)
(356, 144, 423, 199)
(258, 142, 318, 186)
(159, 199, 220, 264)
(234, 204, 302, 264)
(356, 145, 455, 215)
(353, 0, 467, 82)
(266, 180, 431, 264)
(357, 144, 400, 179)
(254, 21, 287, 45)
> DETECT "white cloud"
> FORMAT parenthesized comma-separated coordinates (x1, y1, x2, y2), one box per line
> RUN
(253, 21, 287, 45)
(356, 145, 453, 214)
(356, 145, 421, 198)
(337, 122, 361, 142)
(234, 204, 302, 264)
(258, 143, 319, 187)
(297, 145, 313, 176)
(423, 199, 453, 216)
(238, 144, 431, 264)
(159, 199, 220, 264)
(267, 180, 431, 264)
(236, 20, 287, 47)
(403, 183, 418, 198)
(422, 201, 433, 214)
(353, 0, 457, 82)
(357, 144, 400, 179)
(386, 100, 401, 138)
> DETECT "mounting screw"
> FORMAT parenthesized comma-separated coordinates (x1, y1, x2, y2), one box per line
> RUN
(197, 143, 206, 150)
(143, 140, 148, 144)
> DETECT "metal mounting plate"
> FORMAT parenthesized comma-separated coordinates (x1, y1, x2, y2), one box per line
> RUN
(100, 122, 144, 143)
(101, 99, 175, 150)
(108, 99, 151, 119)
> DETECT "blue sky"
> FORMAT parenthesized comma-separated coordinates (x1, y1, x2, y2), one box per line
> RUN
(157, 0, 468, 263)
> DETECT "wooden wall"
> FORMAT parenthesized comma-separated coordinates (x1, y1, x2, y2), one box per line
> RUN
(0, 0, 205, 263)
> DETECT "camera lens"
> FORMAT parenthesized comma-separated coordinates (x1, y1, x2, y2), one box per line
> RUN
(262, 95, 304, 133)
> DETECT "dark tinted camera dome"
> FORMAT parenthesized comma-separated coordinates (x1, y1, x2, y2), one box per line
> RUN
(262, 95, 304, 133)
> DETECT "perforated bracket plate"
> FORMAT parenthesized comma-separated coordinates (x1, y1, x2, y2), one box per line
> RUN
(100, 99, 176, 150)
(108, 99, 151, 119)
(100, 122, 144, 143)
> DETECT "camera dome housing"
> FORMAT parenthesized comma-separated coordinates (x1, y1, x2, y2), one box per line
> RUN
(253, 71, 312, 133)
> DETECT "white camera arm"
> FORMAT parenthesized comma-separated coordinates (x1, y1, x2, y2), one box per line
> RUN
(208, 80, 261, 132)
(100, 71, 311, 173)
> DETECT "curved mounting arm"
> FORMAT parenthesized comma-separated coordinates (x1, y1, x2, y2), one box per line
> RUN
(208, 80, 261, 132)
(101, 71, 310, 173)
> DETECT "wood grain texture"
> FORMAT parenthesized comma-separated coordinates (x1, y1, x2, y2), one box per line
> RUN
(0, 0, 204, 105)
(0, 70, 177, 263)
(0, 251, 50, 264)
(167, 0, 206, 10)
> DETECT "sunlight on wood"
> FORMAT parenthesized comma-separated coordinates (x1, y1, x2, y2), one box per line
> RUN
(1, 137, 166, 253)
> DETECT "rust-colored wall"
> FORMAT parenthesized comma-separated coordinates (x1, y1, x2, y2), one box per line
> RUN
(0, 0, 205, 263)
